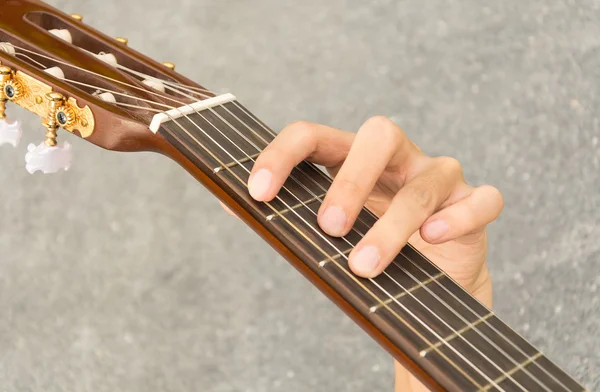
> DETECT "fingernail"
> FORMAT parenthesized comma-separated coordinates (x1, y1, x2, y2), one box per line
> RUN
(320, 205, 348, 236)
(351, 246, 381, 276)
(423, 220, 449, 242)
(248, 169, 272, 200)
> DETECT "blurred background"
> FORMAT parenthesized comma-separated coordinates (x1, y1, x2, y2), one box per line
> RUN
(0, 0, 598, 391)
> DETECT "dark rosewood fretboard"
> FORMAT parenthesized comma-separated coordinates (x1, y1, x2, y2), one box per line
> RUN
(156, 101, 587, 392)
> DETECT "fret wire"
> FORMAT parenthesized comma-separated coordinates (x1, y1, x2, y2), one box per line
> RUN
(221, 102, 587, 392)
(266, 192, 327, 221)
(317, 247, 353, 267)
(481, 353, 544, 391)
(161, 111, 489, 391)
(213, 153, 261, 173)
(421, 313, 495, 356)
(370, 272, 446, 312)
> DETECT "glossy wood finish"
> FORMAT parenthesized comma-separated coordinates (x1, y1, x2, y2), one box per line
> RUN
(0, 1, 589, 391)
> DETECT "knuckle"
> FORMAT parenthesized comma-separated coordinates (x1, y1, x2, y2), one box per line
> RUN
(333, 176, 363, 196)
(284, 120, 314, 136)
(285, 120, 317, 146)
(364, 115, 393, 128)
(482, 184, 505, 211)
(405, 179, 437, 216)
(435, 156, 463, 175)
(363, 115, 405, 146)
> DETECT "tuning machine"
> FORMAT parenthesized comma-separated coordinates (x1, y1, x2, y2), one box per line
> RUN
(24, 92, 73, 174)
(0, 65, 23, 148)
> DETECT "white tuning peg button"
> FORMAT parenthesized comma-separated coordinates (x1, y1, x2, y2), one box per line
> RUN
(25, 142, 72, 174)
(0, 42, 15, 56)
(143, 78, 166, 92)
(0, 118, 22, 147)
(49, 29, 73, 44)
(94, 52, 118, 67)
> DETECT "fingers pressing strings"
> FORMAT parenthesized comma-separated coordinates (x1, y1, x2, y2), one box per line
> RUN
(165, 107, 520, 391)
(317, 116, 422, 237)
(348, 156, 464, 277)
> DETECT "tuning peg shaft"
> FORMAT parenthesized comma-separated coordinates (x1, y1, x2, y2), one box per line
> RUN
(44, 92, 65, 147)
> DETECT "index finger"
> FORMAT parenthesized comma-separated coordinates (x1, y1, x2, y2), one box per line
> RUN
(247, 121, 354, 202)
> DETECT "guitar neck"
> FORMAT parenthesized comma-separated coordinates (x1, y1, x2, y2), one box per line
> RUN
(155, 99, 587, 392)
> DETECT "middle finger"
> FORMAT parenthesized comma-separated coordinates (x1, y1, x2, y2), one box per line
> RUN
(318, 116, 420, 237)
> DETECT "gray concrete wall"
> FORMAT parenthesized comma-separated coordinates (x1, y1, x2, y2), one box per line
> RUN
(0, 0, 597, 390)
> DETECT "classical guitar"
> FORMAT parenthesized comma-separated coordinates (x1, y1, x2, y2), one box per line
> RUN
(0, 1, 590, 391)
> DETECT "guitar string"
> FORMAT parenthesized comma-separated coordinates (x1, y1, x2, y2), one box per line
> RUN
(162, 79, 582, 392)
(9, 45, 203, 109)
(7, 44, 570, 390)
(115, 64, 213, 98)
(76, 46, 215, 98)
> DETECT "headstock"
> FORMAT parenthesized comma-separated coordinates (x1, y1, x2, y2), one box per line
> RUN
(0, 0, 216, 173)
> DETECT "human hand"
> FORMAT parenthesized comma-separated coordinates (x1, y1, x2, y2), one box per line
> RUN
(222, 117, 504, 391)
(225, 117, 502, 295)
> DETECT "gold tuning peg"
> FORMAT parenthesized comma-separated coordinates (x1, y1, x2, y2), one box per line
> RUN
(44, 92, 66, 147)
(162, 62, 176, 70)
(115, 37, 128, 45)
(70, 14, 83, 22)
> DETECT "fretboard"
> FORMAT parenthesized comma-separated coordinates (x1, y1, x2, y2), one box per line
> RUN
(156, 100, 587, 392)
